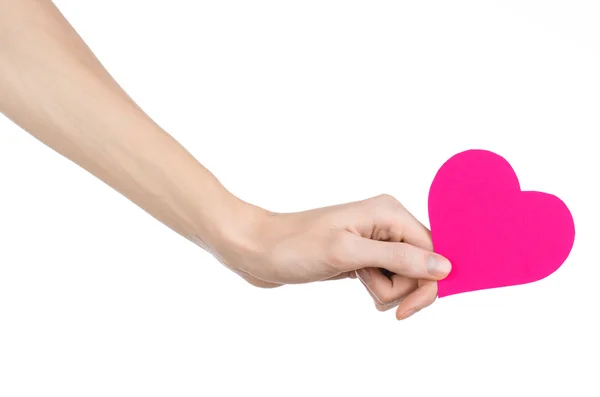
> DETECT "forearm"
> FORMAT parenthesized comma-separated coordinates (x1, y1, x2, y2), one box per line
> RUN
(0, 0, 259, 250)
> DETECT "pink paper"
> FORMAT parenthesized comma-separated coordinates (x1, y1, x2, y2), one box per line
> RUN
(428, 149, 575, 298)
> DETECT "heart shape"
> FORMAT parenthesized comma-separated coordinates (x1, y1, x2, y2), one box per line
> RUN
(428, 149, 575, 298)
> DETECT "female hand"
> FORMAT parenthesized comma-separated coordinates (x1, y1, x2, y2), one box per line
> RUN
(202, 194, 452, 320)
(0, 2, 449, 321)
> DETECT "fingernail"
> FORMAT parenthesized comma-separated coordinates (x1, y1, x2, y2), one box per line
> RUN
(398, 308, 416, 320)
(356, 269, 371, 285)
(426, 254, 451, 278)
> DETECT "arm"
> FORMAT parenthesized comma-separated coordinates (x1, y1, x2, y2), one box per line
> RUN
(0, 0, 259, 253)
(0, 0, 451, 319)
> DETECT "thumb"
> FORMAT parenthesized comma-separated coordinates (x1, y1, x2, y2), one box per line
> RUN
(340, 234, 452, 280)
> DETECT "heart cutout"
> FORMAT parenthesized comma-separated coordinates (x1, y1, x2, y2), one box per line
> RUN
(428, 149, 575, 298)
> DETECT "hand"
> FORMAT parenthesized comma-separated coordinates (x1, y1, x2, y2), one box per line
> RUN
(0, 2, 449, 321)
(206, 194, 452, 320)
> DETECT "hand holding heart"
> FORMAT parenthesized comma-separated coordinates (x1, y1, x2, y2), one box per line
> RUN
(210, 150, 574, 320)
(211, 194, 452, 319)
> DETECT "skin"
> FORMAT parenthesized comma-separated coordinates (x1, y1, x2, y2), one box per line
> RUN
(0, 0, 451, 320)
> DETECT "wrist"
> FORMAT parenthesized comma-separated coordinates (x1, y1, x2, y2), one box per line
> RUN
(186, 189, 271, 260)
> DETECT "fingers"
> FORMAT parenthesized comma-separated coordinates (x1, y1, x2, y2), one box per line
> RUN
(362, 194, 433, 250)
(338, 234, 451, 281)
(342, 195, 445, 320)
(395, 280, 438, 320)
(356, 267, 418, 311)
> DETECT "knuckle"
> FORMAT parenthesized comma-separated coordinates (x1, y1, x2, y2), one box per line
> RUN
(375, 194, 399, 206)
(391, 246, 426, 278)
(376, 288, 396, 304)
(369, 195, 407, 223)
(390, 245, 410, 267)
(376, 193, 405, 210)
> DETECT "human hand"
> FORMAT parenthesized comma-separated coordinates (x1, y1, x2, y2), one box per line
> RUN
(0, 1, 448, 320)
(205, 194, 452, 320)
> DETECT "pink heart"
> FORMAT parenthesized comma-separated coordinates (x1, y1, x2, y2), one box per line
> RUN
(428, 149, 575, 298)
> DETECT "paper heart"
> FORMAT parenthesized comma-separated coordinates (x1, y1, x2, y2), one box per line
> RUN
(428, 149, 575, 298)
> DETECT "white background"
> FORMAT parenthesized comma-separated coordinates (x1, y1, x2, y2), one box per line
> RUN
(1, 1, 599, 396)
